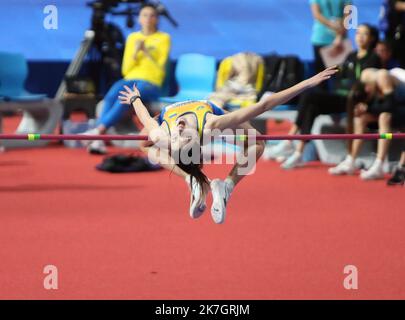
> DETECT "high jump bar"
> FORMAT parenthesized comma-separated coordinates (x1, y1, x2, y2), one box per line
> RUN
(0, 133, 404, 141)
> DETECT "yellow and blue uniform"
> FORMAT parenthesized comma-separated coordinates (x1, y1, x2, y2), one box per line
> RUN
(158, 101, 225, 136)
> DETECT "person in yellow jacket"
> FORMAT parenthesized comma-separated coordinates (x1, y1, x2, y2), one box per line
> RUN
(85, 3, 171, 154)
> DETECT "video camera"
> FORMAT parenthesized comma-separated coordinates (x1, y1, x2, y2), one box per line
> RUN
(87, 0, 178, 31)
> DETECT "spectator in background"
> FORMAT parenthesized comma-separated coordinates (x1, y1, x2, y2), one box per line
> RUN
(329, 68, 405, 180)
(380, 0, 405, 67)
(209, 52, 264, 109)
(265, 24, 381, 169)
(310, 0, 352, 79)
(375, 40, 400, 69)
(84, 4, 171, 154)
(393, 0, 405, 67)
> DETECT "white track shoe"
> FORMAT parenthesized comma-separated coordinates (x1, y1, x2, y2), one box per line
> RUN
(263, 141, 294, 160)
(80, 128, 99, 146)
(80, 128, 107, 155)
(210, 179, 233, 224)
(87, 140, 107, 155)
(186, 175, 207, 219)
(360, 159, 384, 180)
(281, 151, 303, 169)
(328, 155, 356, 175)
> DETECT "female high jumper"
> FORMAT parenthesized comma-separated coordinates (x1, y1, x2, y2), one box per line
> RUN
(118, 66, 338, 224)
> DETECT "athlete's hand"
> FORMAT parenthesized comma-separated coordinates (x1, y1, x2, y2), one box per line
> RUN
(118, 84, 141, 105)
(306, 66, 339, 88)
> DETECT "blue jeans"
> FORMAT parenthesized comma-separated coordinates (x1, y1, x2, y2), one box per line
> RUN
(97, 79, 160, 128)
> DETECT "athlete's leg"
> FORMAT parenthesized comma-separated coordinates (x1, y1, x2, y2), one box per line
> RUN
(210, 121, 264, 224)
(226, 122, 265, 186)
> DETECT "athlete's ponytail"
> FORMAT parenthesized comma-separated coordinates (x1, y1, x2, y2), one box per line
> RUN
(178, 161, 209, 193)
(175, 148, 209, 198)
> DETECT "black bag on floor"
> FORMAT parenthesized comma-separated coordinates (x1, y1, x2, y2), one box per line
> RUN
(96, 154, 161, 173)
(259, 54, 304, 103)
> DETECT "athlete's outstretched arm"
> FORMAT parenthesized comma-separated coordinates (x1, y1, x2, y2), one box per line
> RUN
(119, 84, 158, 131)
(119, 84, 169, 145)
(207, 66, 338, 130)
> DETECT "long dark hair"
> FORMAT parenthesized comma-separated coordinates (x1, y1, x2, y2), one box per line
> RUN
(359, 23, 380, 51)
(173, 148, 209, 197)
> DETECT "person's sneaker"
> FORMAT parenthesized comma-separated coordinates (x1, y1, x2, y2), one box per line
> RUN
(210, 179, 233, 224)
(275, 155, 288, 163)
(360, 159, 384, 180)
(80, 128, 107, 154)
(186, 175, 207, 219)
(88, 140, 107, 155)
(387, 166, 405, 186)
(281, 151, 303, 169)
(80, 128, 100, 147)
(263, 141, 294, 160)
(328, 155, 356, 175)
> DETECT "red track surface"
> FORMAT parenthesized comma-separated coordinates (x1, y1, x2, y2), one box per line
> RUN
(0, 118, 404, 299)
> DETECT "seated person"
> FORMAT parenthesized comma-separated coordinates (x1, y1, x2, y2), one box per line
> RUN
(84, 3, 171, 154)
(329, 67, 405, 180)
(375, 40, 400, 70)
(264, 24, 381, 169)
(209, 52, 264, 109)
(381, 0, 405, 68)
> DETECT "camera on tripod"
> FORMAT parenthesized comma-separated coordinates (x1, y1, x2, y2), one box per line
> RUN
(65, 0, 177, 95)
(58, 0, 177, 123)
(88, 0, 177, 33)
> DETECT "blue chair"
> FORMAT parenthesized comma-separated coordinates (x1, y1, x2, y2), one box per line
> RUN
(0, 52, 46, 101)
(159, 53, 216, 103)
(0, 52, 62, 148)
